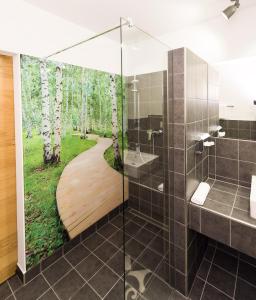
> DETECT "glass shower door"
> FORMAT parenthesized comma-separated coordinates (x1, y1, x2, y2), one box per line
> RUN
(121, 19, 171, 300)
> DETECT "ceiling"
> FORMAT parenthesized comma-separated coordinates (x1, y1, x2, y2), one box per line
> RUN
(25, 0, 256, 37)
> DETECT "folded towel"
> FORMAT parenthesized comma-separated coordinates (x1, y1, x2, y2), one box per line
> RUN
(191, 182, 210, 206)
(250, 176, 256, 219)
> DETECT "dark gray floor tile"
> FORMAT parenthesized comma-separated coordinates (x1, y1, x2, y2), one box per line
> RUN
(98, 222, 118, 239)
(213, 249, 238, 274)
(109, 230, 126, 248)
(43, 257, 71, 285)
(137, 248, 162, 272)
(240, 253, 256, 266)
(53, 270, 84, 300)
(144, 223, 161, 234)
(169, 289, 188, 299)
(15, 275, 49, 300)
(235, 278, 256, 300)
(65, 244, 90, 266)
(197, 259, 211, 280)
(71, 284, 100, 300)
(207, 265, 236, 297)
(83, 233, 105, 251)
(39, 289, 59, 300)
(89, 265, 119, 298)
(144, 275, 172, 300)
(217, 242, 238, 257)
(8, 275, 23, 292)
(104, 280, 124, 300)
(238, 260, 256, 287)
(111, 215, 124, 228)
(107, 251, 124, 276)
(189, 277, 205, 300)
(5, 295, 15, 300)
(202, 284, 231, 300)
(148, 236, 167, 255)
(125, 221, 141, 237)
(134, 228, 156, 246)
(155, 259, 169, 283)
(94, 240, 118, 262)
(76, 253, 103, 281)
(132, 216, 147, 227)
(204, 246, 215, 261)
(0, 281, 12, 300)
(126, 238, 146, 260)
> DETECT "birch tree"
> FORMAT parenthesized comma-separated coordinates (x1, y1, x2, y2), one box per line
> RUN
(110, 74, 123, 170)
(40, 59, 52, 164)
(52, 64, 63, 163)
(80, 70, 87, 139)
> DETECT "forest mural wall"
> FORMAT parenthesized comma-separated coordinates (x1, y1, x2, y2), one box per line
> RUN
(21, 55, 125, 268)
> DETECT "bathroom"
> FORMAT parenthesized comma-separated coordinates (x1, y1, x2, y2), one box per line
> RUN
(1, 0, 256, 299)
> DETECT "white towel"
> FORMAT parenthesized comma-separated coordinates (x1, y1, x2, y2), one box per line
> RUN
(250, 176, 256, 219)
(191, 182, 210, 206)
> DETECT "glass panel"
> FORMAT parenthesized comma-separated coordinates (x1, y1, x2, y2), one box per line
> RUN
(121, 19, 170, 299)
(21, 26, 126, 299)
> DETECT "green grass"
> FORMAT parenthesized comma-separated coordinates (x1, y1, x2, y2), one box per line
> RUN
(104, 135, 127, 171)
(24, 134, 96, 268)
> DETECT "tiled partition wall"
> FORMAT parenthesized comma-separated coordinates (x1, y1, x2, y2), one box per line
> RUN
(209, 138, 256, 187)
(167, 48, 219, 296)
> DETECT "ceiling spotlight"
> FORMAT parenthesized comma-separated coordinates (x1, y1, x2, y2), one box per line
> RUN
(222, 0, 240, 20)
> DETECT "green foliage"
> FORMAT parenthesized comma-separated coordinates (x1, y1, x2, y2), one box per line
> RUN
(104, 135, 127, 171)
(24, 134, 96, 268)
(21, 55, 126, 138)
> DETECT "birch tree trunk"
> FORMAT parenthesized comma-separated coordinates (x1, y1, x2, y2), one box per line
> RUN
(80, 71, 87, 139)
(40, 59, 52, 164)
(110, 74, 122, 170)
(52, 64, 63, 163)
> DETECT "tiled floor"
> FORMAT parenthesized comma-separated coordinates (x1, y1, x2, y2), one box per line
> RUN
(189, 241, 256, 300)
(0, 211, 183, 300)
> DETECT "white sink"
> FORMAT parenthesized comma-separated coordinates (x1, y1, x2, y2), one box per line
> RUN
(124, 150, 159, 179)
(250, 175, 256, 219)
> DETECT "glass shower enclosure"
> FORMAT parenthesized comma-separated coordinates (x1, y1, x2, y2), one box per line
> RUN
(21, 17, 170, 300)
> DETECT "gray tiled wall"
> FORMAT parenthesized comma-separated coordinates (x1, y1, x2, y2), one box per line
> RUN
(209, 138, 256, 187)
(127, 71, 167, 225)
(219, 119, 256, 140)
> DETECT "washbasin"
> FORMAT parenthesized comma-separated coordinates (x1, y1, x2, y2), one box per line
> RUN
(124, 150, 159, 179)
(250, 175, 256, 219)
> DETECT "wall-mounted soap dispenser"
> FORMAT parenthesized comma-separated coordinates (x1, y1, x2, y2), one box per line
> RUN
(195, 133, 214, 155)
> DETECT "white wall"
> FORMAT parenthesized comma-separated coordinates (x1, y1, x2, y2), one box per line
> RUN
(160, 4, 256, 64)
(0, 0, 121, 74)
(215, 56, 256, 121)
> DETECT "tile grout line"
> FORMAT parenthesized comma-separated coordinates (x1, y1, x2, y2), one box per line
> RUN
(6, 279, 17, 300)
(233, 252, 240, 300)
(199, 246, 217, 300)
(63, 253, 103, 299)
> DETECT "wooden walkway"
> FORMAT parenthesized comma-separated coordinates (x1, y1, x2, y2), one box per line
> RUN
(56, 135, 128, 239)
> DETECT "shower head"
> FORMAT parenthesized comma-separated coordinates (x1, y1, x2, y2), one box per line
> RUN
(222, 0, 240, 20)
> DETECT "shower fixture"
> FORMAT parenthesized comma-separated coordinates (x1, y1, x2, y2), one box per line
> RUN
(222, 0, 240, 20)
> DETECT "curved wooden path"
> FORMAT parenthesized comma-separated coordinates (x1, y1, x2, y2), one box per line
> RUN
(56, 135, 128, 239)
